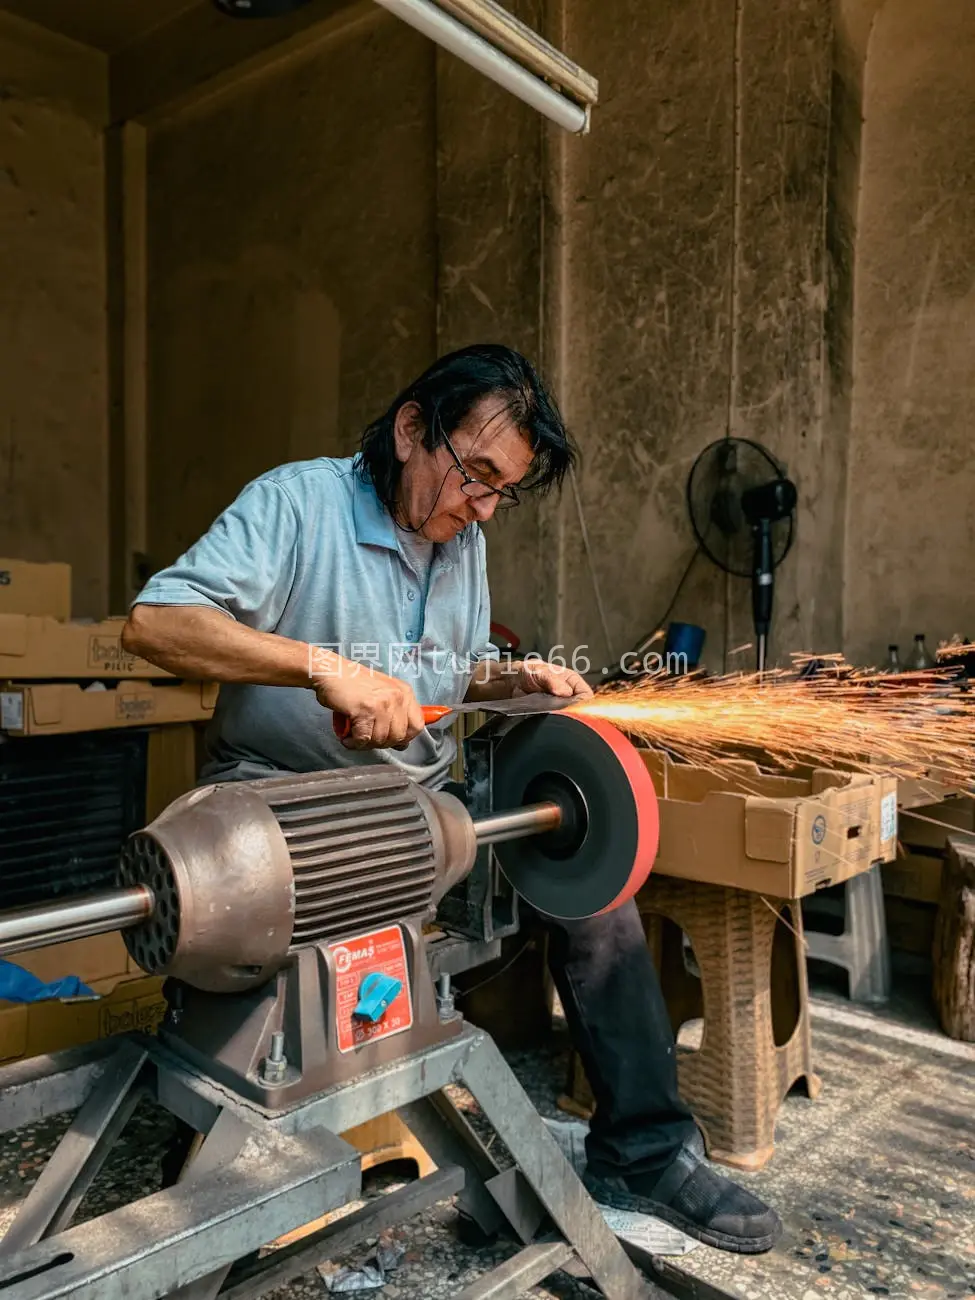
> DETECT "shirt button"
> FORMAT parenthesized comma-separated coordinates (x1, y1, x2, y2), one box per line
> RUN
(407, 632, 417, 641)
(407, 591, 416, 602)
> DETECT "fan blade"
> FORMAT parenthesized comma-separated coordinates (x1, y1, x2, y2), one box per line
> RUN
(716, 441, 739, 476)
(710, 485, 743, 536)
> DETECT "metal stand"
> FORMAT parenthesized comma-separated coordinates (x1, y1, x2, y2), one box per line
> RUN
(0, 1026, 661, 1300)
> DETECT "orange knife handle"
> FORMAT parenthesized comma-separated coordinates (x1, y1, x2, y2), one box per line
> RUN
(422, 705, 453, 724)
(333, 704, 452, 741)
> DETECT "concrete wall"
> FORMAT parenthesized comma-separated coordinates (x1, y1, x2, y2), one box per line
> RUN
(144, 2, 553, 656)
(146, 8, 437, 567)
(144, 0, 838, 671)
(141, 0, 975, 670)
(526, 0, 833, 671)
(843, 0, 975, 665)
(433, 0, 546, 651)
(553, 0, 735, 670)
(0, 18, 108, 617)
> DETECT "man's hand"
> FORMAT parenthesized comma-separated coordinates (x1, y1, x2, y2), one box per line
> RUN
(514, 659, 594, 700)
(314, 657, 426, 750)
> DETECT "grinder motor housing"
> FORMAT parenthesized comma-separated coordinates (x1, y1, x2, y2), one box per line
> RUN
(115, 711, 659, 1107)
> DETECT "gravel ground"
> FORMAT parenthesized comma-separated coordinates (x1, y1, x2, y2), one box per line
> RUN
(1, 1001, 973, 1300)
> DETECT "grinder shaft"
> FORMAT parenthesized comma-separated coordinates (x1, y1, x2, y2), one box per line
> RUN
(0, 886, 155, 959)
(473, 802, 561, 844)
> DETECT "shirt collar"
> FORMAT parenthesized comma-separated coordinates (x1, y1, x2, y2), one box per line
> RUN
(352, 462, 399, 551)
(351, 460, 465, 567)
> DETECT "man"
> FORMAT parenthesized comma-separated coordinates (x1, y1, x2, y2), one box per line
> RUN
(123, 343, 780, 1254)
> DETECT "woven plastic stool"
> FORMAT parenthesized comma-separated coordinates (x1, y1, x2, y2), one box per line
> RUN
(801, 865, 891, 1004)
(640, 877, 821, 1169)
(562, 875, 822, 1170)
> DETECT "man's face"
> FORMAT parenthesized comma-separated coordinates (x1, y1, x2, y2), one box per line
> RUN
(393, 395, 535, 542)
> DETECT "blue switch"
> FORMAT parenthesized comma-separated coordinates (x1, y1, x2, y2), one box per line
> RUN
(353, 972, 403, 1023)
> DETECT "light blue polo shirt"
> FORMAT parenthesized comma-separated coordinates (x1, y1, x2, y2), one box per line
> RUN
(133, 455, 498, 787)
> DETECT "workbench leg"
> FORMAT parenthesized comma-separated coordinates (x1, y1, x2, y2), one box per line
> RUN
(458, 1035, 653, 1300)
(0, 1042, 148, 1256)
(0, 1111, 361, 1300)
(397, 1093, 507, 1240)
(165, 1109, 258, 1300)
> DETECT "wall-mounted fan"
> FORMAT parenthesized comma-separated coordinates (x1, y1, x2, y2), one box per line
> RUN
(687, 437, 797, 672)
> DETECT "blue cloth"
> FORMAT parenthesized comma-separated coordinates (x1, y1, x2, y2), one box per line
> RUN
(133, 455, 498, 788)
(0, 960, 94, 1003)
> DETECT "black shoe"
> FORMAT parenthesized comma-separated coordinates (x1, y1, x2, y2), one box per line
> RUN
(583, 1132, 782, 1255)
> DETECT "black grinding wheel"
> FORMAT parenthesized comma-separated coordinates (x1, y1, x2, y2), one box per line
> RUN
(490, 712, 659, 920)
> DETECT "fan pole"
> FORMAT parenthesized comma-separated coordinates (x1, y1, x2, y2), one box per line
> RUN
(753, 517, 774, 676)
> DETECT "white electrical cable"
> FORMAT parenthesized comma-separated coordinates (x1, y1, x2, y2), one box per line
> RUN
(373, 0, 590, 134)
(569, 467, 615, 668)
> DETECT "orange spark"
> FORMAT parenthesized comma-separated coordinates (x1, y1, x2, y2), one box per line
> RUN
(572, 658, 975, 790)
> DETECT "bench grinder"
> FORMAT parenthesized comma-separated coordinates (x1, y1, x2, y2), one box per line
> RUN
(0, 706, 673, 1300)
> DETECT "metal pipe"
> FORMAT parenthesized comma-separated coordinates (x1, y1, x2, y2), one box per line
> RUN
(473, 801, 562, 846)
(431, 0, 598, 106)
(0, 887, 154, 959)
(372, 0, 590, 134)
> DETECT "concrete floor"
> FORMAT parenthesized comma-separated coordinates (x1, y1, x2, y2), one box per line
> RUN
(671, 1008, 975, 1299)
(1, 985, 973, 1300)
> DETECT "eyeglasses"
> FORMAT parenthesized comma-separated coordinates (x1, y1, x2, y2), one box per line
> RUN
(441, 431, 520, 509)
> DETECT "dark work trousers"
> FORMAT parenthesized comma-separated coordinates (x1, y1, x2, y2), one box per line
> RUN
(531, 899, 699, 1177)
(438, 779, 697, 1178)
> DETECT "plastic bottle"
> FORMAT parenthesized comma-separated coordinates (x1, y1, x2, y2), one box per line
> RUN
(907, 633, 936, 670)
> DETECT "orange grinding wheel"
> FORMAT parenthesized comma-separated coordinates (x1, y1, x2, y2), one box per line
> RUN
(489, 711, 659, 920)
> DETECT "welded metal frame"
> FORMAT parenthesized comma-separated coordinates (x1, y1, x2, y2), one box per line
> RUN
(437, 723, 521, 950)
(0, 1042, 362, 1300)
(0, 1026, 657, 1300)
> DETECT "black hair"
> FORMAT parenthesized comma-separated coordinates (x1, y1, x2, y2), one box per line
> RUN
(357, 343, 577, 516)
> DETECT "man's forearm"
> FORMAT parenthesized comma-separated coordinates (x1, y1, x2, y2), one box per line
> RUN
(122, 604, 322, 688)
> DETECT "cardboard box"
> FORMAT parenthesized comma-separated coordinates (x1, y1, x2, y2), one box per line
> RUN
(0, 559, 71, 620)
(743, 749, 964, 812)
(14, 932, 130, 987)
(0, 973, 166, 1065)
(898, 798, 975, 852)
(0, 680, 217, 736)
(896, 773, 966, 810)
(882, 852, 944, 905)
(146, 722, 203, 821)
(641, 751, 898, 897)
(0, 614, 174, 680)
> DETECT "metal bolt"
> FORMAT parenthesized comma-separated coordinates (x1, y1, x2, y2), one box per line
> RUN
(260, 1031, 288, 1086)
(436, 974, 459, 1024)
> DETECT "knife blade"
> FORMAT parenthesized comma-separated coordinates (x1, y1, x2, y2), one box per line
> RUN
(333, 693, 577, 740)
